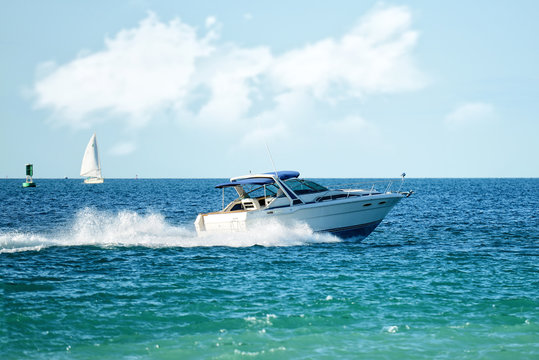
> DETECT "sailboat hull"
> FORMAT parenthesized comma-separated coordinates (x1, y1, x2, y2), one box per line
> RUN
(84, 177, 104, 184)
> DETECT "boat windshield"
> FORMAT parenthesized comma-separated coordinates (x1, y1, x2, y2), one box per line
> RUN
(245, 183, 279, 198)
(284, 179, 328, 195)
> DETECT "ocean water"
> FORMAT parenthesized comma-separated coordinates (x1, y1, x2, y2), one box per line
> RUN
(1, 178, 538, 359)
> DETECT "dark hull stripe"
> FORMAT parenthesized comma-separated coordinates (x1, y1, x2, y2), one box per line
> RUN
(320, 220, 382, 241)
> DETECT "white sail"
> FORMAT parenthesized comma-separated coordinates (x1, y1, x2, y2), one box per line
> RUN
(80, 133, 102, 178)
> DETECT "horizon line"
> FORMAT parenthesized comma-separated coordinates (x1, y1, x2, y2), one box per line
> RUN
(2, 176, 538, 180)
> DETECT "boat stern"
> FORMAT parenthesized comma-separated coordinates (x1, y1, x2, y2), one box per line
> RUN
(194, 214, 206, 233)
(194, 211, 249, 234)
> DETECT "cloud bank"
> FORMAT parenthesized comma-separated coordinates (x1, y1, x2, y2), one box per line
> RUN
(33, 5, 426, 136)
(445, 102, 496, 128)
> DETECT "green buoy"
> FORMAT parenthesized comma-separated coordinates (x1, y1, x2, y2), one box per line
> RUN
(22, 164, 36, 188)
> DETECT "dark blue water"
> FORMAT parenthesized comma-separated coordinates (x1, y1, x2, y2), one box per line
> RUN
(1, 178, 538, 359)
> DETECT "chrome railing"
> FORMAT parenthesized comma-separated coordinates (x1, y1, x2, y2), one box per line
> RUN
(328, 179, 399, 195)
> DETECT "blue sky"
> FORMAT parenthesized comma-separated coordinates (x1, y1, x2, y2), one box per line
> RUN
(1, 1, 538, 178)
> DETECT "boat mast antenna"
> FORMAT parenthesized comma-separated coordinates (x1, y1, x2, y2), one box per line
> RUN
(398, 172, 406, 192)
(265, 142, 278, 177)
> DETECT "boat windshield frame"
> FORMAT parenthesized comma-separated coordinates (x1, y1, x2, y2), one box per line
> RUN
(244, 183, 279, 197)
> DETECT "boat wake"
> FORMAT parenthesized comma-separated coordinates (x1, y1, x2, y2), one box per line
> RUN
(0, 208, 340, 253)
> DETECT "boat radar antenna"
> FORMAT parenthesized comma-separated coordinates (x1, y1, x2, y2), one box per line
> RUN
(265, 142, 278, 177)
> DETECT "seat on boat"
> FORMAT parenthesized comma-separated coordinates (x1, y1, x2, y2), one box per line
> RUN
(242, 198, 260, 211)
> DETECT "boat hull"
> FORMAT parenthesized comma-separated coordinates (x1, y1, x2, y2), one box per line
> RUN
(324, 220, 382, 240)
(195, 194, 402, 241)
(84, 177, 104, 184)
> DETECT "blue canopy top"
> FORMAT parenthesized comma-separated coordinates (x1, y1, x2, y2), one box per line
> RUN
(215, 178, 273, 189)
(215, 170, 299, 189)
(263, 170, 300, 180)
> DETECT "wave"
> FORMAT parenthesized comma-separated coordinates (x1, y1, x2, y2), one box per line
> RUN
(0, 208, 339, 253)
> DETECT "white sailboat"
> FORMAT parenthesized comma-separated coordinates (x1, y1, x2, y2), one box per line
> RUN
(80, 133, 104, 184)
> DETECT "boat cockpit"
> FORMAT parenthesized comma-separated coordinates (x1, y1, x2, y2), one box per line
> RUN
(213, 170, 397, 214)
(220, 177, 330, 212)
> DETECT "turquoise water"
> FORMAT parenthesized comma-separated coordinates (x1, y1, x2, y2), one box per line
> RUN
(1, 178, 538, 359)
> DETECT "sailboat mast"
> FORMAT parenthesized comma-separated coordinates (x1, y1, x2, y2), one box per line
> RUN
(94, 133, 102, 177)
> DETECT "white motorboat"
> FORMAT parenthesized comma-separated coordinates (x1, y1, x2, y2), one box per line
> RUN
(195, 171, 411, 240)
(80, 133, 104, 184)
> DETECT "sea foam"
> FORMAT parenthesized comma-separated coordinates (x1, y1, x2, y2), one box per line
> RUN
(0, 208, 339, 253)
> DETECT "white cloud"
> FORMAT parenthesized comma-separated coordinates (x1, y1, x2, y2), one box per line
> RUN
(445, 102, 496, 127)
(33, 5, 425, 131)
(269, 5, 426, 100)
(34, 12, 213, 128)
(239, 122, 288, 147)
(109, 141, 136, 156)
(237, 92, 378, 155)
(318, 115, 376, 134)
(194, 45, 272, 124)
(237, 91, 313, 147)
(205, 16, 217, 28)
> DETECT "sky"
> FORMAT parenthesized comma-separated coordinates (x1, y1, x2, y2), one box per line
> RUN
(1, 0, 538, 178)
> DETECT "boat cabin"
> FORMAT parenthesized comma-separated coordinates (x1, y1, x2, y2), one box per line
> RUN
(215, 171, 329, 212)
